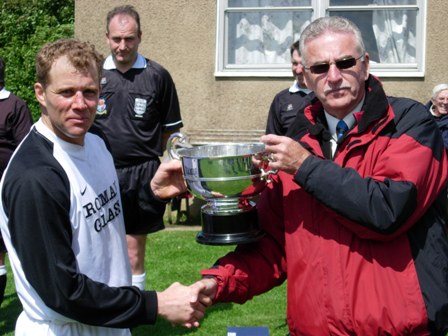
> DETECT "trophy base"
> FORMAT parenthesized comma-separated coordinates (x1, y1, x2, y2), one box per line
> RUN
(196, 208, 265, 245)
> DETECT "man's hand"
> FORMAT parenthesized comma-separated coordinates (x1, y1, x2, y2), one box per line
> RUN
(194, 278, 218, 303)
(180, 278, 218, 328)
(157, 281, 213, 328)
(260, 134, 311, 175)
(150, 159, 187, 200)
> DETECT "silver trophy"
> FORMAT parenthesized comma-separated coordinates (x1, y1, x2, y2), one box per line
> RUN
(167, 132, 276, 245)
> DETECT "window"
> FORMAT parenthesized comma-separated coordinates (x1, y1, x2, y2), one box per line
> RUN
(216, 0, 426, 77)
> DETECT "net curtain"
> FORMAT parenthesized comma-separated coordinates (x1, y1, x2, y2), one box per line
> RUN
(228, 0, 416, 66)
(229, 0, 311, 65)
(372, 0, 416, 63)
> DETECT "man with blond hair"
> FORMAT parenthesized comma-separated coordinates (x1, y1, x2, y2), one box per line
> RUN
(0, 38, 208, 335)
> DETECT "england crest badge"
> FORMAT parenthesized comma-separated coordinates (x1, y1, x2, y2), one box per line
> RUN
(134, 98, 147, 117)
(96, 98, 107, 115)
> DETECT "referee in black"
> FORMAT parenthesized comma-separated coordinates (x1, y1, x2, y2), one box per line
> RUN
(94, 5, 183, 290)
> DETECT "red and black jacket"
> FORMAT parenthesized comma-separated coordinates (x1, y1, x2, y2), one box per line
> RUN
(202, 75, 448, 335)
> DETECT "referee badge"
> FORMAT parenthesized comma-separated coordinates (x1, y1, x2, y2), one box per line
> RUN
(96, 98, 107, 115)
(134, 98, 147, 117)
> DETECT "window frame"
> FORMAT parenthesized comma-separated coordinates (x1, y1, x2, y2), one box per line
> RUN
(215, 0, 427, 78)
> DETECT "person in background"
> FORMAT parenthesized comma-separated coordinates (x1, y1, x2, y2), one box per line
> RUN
(265, 40, 313, 135)
(0, 56, 33, 306)
(0, 38, 209, 335)
(195, 16, 448, 335)
(425, 83, 448, 149)
(94, 5, 183, 291)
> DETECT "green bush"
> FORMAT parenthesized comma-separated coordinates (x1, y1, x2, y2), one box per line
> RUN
(0, 0, 74, 120)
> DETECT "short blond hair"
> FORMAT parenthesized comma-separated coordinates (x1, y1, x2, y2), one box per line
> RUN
(36, 38, 104, 88)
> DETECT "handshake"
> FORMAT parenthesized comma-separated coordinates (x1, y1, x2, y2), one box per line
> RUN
(150, 160, 219, 327)
(156, 278, 218, 328)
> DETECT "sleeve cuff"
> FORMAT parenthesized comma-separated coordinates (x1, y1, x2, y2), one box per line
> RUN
(142, 290, 159, 324)
(145, 183, 171, 204)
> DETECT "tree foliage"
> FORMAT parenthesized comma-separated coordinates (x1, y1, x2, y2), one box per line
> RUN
(0, 0, 74, 120)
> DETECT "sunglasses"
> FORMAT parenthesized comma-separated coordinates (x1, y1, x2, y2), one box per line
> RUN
(304, 55, 364, 75)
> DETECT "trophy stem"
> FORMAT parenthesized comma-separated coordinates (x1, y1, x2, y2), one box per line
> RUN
(196, 199, 265, 245)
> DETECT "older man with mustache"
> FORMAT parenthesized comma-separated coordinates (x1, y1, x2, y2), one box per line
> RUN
(196, 16, 448, 335)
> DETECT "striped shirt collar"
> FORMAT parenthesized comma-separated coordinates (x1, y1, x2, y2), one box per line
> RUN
(103, 53, 147, 70)
(289, 80, 312, 94)
(325, 97, 365, 140)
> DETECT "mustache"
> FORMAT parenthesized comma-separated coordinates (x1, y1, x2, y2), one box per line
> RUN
(324, 86, 350, 95)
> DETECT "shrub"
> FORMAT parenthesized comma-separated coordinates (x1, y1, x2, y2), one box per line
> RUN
(0, 0, 74, 120)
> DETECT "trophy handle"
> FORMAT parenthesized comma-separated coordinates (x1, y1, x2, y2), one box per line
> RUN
(167, 132, 192, 160)
(258, 152, 278, 184)
(260, 167, 277, 184)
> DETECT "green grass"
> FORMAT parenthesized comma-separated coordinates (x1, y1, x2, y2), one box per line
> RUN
(1, 229, 288, 336)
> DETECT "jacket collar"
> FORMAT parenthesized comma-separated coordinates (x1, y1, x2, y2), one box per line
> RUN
(305, 75, 390, 134)
(356, 74, 389, 133)
(287, 75, 393, 156)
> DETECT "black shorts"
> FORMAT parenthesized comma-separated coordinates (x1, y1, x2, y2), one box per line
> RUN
(117, 160, 166, 235)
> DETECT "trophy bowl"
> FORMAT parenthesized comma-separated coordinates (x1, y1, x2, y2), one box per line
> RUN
(167, 132, 275, 245)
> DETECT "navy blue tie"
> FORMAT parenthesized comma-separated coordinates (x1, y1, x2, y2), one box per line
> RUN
(336, 120, 349, 140)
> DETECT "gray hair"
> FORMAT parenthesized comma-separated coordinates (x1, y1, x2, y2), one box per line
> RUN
(431, 84, 448, 100)
(299, 16, 366, 66)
